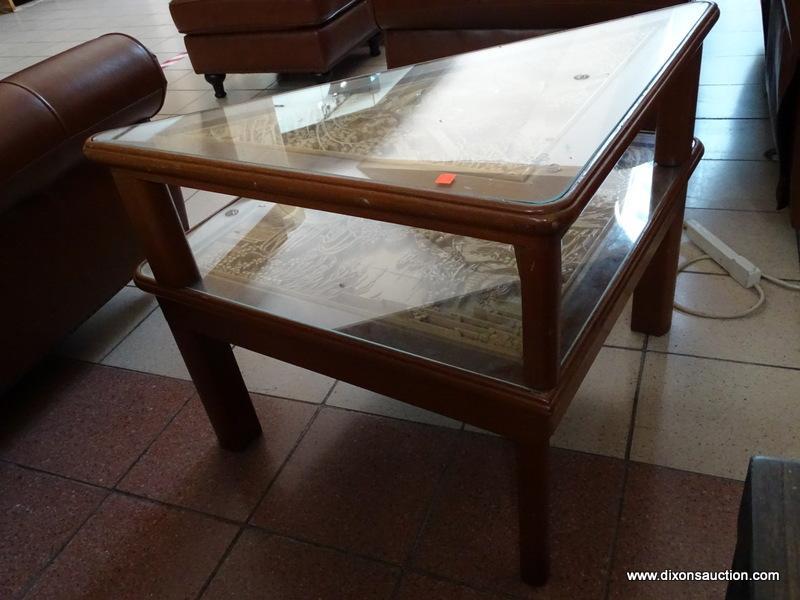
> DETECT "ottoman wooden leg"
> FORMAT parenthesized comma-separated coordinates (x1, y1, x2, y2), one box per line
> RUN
(368, 34, 381, 57)
(204, 73, 227, 98)
(517, 439, 550, 586)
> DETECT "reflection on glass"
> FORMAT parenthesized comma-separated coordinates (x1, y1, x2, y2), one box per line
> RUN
(139, 135, 668, 387)
(98, 3, 710, 205)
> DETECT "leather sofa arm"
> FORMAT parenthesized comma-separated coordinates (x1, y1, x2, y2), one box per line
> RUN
(0, 34, 166, 213)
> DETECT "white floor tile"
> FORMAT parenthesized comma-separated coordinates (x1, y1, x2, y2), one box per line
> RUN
(186, 191, 237, 227)
(605, 299, 646, 350)
(700, 55, 764, 85)
(694, 119, 774, 161)
(687, 159, 778, 211)
(326, 382, 461, 428)
(550, 347, 641, 458)
(631, 353, 800, 479)
(683, 208, 800, 280)
(102, 308, 190, 380)
(223, 73, 278, 91)
(57, 286, 157, 363)
(696, 85, 767, 119)
(648, 273, 800, 369)
(468, 348, 642, 458)
(178, 90, 260, 115)
(158, 89, 206, 115)
(233, 347, 335, 403)
(702, 30, 764, 57)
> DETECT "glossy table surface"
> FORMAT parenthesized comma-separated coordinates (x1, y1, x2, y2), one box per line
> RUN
(94, 3, 712, 208)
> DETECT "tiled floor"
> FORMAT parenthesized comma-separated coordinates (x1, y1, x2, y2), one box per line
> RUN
(2, 0, 799, 598)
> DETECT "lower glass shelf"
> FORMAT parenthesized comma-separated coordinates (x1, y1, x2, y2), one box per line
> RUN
(139, 133, 682, 388)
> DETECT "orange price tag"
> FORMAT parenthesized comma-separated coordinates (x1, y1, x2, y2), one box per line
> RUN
(435, 173, 456, 186)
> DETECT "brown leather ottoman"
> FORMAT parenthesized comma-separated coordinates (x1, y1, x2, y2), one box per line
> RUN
(372, 0, 687, 68)
(170, 0, 381, 97)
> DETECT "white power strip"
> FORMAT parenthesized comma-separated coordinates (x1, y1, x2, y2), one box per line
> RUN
(683, 219, 762, 288)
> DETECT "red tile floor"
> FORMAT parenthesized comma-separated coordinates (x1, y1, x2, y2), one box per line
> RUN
(2, 0, 786, 596)
(0, 358, 743, 600)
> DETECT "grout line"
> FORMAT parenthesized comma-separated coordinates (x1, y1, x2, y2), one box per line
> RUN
(11, 486, 112, 600)
(111, 390, 196, 488)
(694, 157, 778, 164)
(698, 82, 764, 87)
(321, 379, 336, 406)
(4, 378, 197, 598)
(695, 116, 770, 120)
(193, 391, 331, 600)
(622, 455, 746, 485)
(245, 524, 403, 571)
(644, 348, 800, 372)
(388, 425, 464, 599)
(0, 458, 111, 495)
(246, 522, 522, 599)
(603, 342, 647, 352)
(400, 567, 523, 599)
(695, 116, 768, 121)
(683, 205, 784, 214)
(623, 345, 648, 462)
(95, 304, 160, 364)
(683, 205, 782, 215)
(1, 458, 521, 598)
(600, 342, 649, 600)
(93, 304, 160, 366)
(76, 357, 462, 432)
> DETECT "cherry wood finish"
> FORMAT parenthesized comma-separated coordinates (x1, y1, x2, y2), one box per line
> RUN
(85, 6, 718, 585)
(632, 51, 702, 335)
(517, 439, 550, 585)
(516, 237, 562, 390)
(112, 174, 200, 288)
(162, 300, 262, 451)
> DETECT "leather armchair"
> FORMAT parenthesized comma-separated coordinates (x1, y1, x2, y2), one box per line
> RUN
(0, 34, 178, 395)
(371, 0, 687, 68)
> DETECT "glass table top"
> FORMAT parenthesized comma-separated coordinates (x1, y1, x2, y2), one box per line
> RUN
(139, 134, 681, 388)
(96, 3, 712, 206)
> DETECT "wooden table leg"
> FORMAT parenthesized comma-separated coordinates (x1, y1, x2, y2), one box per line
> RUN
(517, 439, 550, 585)
(515, 235, 562, 390)
(167, 184, 190, 232)
(631, 196, 686, 335)
(631, 50, 702, 335)
(114, 173, 261, 451)
(162, 303, 262, 450)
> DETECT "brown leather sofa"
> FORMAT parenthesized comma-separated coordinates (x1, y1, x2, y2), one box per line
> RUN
(371, 0, 687, 68)
(762, 0, 800, 228)
(0, 34, 178, 395)
(169, 0, 381, 98)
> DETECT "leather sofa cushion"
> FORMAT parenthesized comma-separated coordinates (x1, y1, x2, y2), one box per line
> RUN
(0, 34, 166, 214)
(170, 0, 361, 34)
(373, 0, 683, 30)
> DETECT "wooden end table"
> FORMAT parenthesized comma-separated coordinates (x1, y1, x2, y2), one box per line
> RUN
(85, 2, 718, 585)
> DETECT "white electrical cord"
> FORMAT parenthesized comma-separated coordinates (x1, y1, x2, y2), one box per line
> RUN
(674, 255, 766, 319)
(674, 231, 800, 319)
